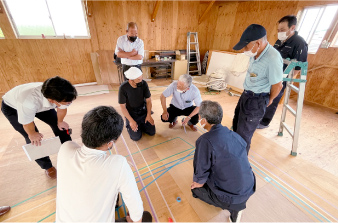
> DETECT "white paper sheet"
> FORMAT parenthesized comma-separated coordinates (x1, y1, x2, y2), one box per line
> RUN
(22, 136, 61, 161)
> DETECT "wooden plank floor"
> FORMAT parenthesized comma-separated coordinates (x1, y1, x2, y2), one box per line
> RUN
(0, 80, 337, 222)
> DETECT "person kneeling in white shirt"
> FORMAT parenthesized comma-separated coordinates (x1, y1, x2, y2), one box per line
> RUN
(56, 106, 152, 222)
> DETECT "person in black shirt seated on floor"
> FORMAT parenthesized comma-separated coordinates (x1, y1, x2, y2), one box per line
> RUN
(191, 100, 256, 223)
(118, 67, 155, 141)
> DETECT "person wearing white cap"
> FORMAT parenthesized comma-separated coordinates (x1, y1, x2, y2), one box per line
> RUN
(118, 67, 155, 141)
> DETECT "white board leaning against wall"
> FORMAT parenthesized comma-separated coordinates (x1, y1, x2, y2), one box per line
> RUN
(206, 51, 250, 92)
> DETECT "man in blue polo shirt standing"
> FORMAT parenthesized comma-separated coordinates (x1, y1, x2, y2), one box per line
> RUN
(232, 24, 283, 153)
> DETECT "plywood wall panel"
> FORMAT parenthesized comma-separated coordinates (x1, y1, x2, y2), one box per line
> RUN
(197, 1, 221, 58)
(305, 68, 338, 109)
(0, 40, 28, 87)
(211, 2, 239, 52)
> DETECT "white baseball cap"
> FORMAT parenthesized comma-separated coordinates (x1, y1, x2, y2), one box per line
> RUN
(124, 67, 143, 80)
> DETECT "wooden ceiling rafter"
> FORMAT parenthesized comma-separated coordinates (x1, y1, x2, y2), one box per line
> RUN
(151, 0, 162, 22)
(199, 0, 216, 25)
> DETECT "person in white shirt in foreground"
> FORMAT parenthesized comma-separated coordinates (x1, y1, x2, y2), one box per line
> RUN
(56, 106, 152, 222)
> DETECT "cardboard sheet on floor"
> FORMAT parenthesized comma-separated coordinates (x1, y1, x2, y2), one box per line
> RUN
(22, 137, 61, 161)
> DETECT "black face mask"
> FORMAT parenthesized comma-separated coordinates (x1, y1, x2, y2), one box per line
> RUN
(128, 36, 137, 42)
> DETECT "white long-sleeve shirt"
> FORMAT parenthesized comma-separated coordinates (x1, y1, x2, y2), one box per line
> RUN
(56, 141, 143, 222)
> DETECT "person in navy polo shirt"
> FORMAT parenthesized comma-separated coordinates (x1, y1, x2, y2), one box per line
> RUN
(257, 15, 308, 129)
(191, 100, 255, 223)
(232, 24, 283, 153)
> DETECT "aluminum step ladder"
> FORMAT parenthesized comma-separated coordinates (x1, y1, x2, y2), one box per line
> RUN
(278, 59, 308, 156)
(187, 32, 202, 76)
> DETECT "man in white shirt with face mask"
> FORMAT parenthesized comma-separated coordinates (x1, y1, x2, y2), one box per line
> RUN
(232, 24, 283, 154)
(1, 76, 77, 179)
(115, 22, 144, 81)
(160, 74, 202, 132)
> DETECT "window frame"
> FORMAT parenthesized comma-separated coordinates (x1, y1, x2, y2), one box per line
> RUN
(2, 0, 91, 39)
(296, 4, 338, 54)
(331, 33, 338, 47)
(0, 27, 5, 39)
(328, 13, 338, 48)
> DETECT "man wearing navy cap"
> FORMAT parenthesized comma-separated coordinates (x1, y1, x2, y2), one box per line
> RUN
(232, 24, 283, 153)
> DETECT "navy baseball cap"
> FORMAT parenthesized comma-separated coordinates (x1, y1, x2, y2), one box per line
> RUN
(233, 24, 267, 50)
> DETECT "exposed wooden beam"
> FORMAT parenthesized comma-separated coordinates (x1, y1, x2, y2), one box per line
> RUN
(151, 0, 162, 22)
(308, 65, 338, 72)
(198, 0, 216, 25)
(0, 1, 4, 14)
(0, 1, 16, 39)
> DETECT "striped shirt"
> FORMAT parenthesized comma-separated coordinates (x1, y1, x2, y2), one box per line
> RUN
(244, 44, 283, 93)
(115, 35, 144, 65)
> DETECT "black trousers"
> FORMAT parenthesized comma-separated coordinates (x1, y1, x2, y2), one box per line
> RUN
(232, 91, 269, 153)
(192, 184, 247, 222)
(122, 64, 142, 81)
(160, 104, 199, 125)
(126, 108, 155, 141)
(260, 81, 287, 126)
(1, 101, 72, 169)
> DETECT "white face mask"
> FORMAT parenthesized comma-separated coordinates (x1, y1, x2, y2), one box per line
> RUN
(199, 118, 206, 129)
(55, 102, 71, 109)
(243, 42, 259, 58)
(177, 87, 188, 94)
(278, 32, 288, 41)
